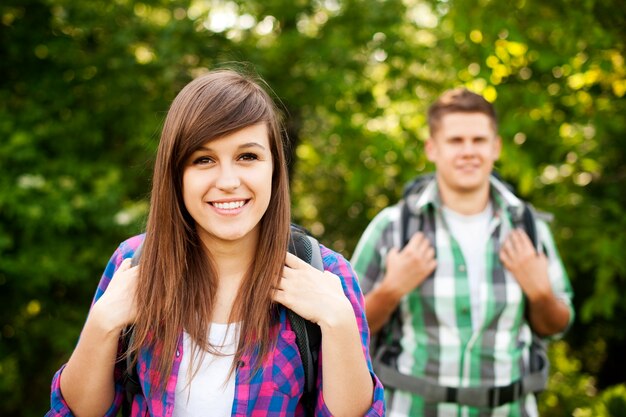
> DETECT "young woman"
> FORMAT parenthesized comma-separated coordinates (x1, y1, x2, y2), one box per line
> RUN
(47, 69, 385, 417)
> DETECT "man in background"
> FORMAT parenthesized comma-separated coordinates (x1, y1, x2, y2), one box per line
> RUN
(351, 88, 574, 417)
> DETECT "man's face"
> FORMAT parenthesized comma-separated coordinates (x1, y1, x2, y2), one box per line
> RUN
(425, 112, 501, 195)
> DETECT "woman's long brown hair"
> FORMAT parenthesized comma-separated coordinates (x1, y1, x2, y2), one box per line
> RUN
(129, 69, 291, 392)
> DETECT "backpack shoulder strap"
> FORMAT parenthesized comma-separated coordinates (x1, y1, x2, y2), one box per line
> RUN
(371, 177, 437, 391)
(399, 174, 436, 248)
(510, 202, 551, 393)
(121, 326, 139, 417)
(287, 228, 323, 415)
(520, 202, 552, 251)
(518, 203, 538, 250)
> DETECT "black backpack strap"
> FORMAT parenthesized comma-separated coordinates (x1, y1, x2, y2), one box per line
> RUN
(521, 204, 537, 249)
(372, 193, 437, 382)
(509, 203, 550, 393)
(371, 199, 415, 375)
(399, 198, 412, 249)
(288, 228, 323, 416)
(121, 325, 140, 417)
(508, 203, 538, 251)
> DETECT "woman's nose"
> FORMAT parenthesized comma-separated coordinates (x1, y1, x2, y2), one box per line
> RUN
(215, 166, 241, 191)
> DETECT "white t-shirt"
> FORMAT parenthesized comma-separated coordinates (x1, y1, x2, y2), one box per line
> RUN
(172, 323, 239, 417)
(442, 203, 493, 331)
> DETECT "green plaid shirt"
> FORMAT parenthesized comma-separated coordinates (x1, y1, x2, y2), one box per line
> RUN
(351, 176, 574, 417)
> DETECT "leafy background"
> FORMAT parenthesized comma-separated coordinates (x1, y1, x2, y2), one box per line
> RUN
(1, 0, 624, 415)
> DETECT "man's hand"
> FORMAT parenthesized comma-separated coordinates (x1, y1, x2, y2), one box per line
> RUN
(383, 232, 437, 300)
(365, 232, 437, 333)
(499, 228, 571, 336)
(499, 228, 552, 302)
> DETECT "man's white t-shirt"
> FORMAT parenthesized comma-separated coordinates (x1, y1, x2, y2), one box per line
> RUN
(442, 203, 493, 331)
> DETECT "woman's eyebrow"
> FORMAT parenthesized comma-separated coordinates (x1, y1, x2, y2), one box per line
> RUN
(238, 142, 267, 151)
(194, 142, 267, 152)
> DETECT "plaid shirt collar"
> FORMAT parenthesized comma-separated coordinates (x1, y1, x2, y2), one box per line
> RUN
(410, 174, 526, 221)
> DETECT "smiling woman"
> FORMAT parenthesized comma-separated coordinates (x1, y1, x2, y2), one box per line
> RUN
(47, 68, 385, 417)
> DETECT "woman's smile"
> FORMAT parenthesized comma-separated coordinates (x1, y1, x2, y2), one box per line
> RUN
(210, 199, 249, 214)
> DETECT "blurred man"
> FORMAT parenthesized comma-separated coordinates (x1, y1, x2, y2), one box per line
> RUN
(351, 88, 574, 417)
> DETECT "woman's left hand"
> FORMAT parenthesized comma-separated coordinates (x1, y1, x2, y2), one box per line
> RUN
(272, 252, 354, 328)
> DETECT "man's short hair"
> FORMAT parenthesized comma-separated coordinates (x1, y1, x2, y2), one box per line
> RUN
(427, 88, 498, 136)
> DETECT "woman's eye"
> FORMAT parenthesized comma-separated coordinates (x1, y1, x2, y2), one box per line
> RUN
(193, 156, 214, 165)
(239, 153, 259, 161)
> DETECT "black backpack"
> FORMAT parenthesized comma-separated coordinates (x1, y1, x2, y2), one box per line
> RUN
(371, 172, 550, 408)
(121, 225, 322, 416)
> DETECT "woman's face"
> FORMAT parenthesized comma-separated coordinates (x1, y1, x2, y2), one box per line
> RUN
(182, 123, 273, 249)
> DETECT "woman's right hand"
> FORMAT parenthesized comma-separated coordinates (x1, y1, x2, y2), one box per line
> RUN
(59, 258, 140, 416)
(91, 258, 139, 333)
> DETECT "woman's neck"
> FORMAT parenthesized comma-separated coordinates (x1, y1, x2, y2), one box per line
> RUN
(202, 232, 258, 323)
(211, 241, 255, 280)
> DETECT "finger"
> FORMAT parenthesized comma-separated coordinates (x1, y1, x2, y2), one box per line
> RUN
(511, 228, 529, 245)
(323, 270, 342, 285)
(284, 251, 310, 269)
(424, 246, 435, 261)
(271, 288, 286, 305)
(511, 229, 535, 254)
(499, 248, 511, 267)
(501, 233, 515, 253)
(404, 232, 425, 251)
(282, 262, 310, 281)
(273, 282, 298, 309)
(272, 278, 285, 291)
(118, 258, 132, 272)
(402, 234, 428, 258)
(415, 234, 433, 254)
(499, 239, 512, 260)
(537, 251, 548, 263)
(426, 258, 437, 272)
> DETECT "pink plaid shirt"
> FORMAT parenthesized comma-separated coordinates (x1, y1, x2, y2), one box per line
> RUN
(47, 235, 385, 416)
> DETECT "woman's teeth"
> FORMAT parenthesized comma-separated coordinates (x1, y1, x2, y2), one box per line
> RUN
(213, 201, 245, 210)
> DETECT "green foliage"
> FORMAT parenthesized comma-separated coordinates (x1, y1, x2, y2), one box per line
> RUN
(541, 342, 626, 416)
(1, 0, 624, 415)
(540, 341, 597, 416)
